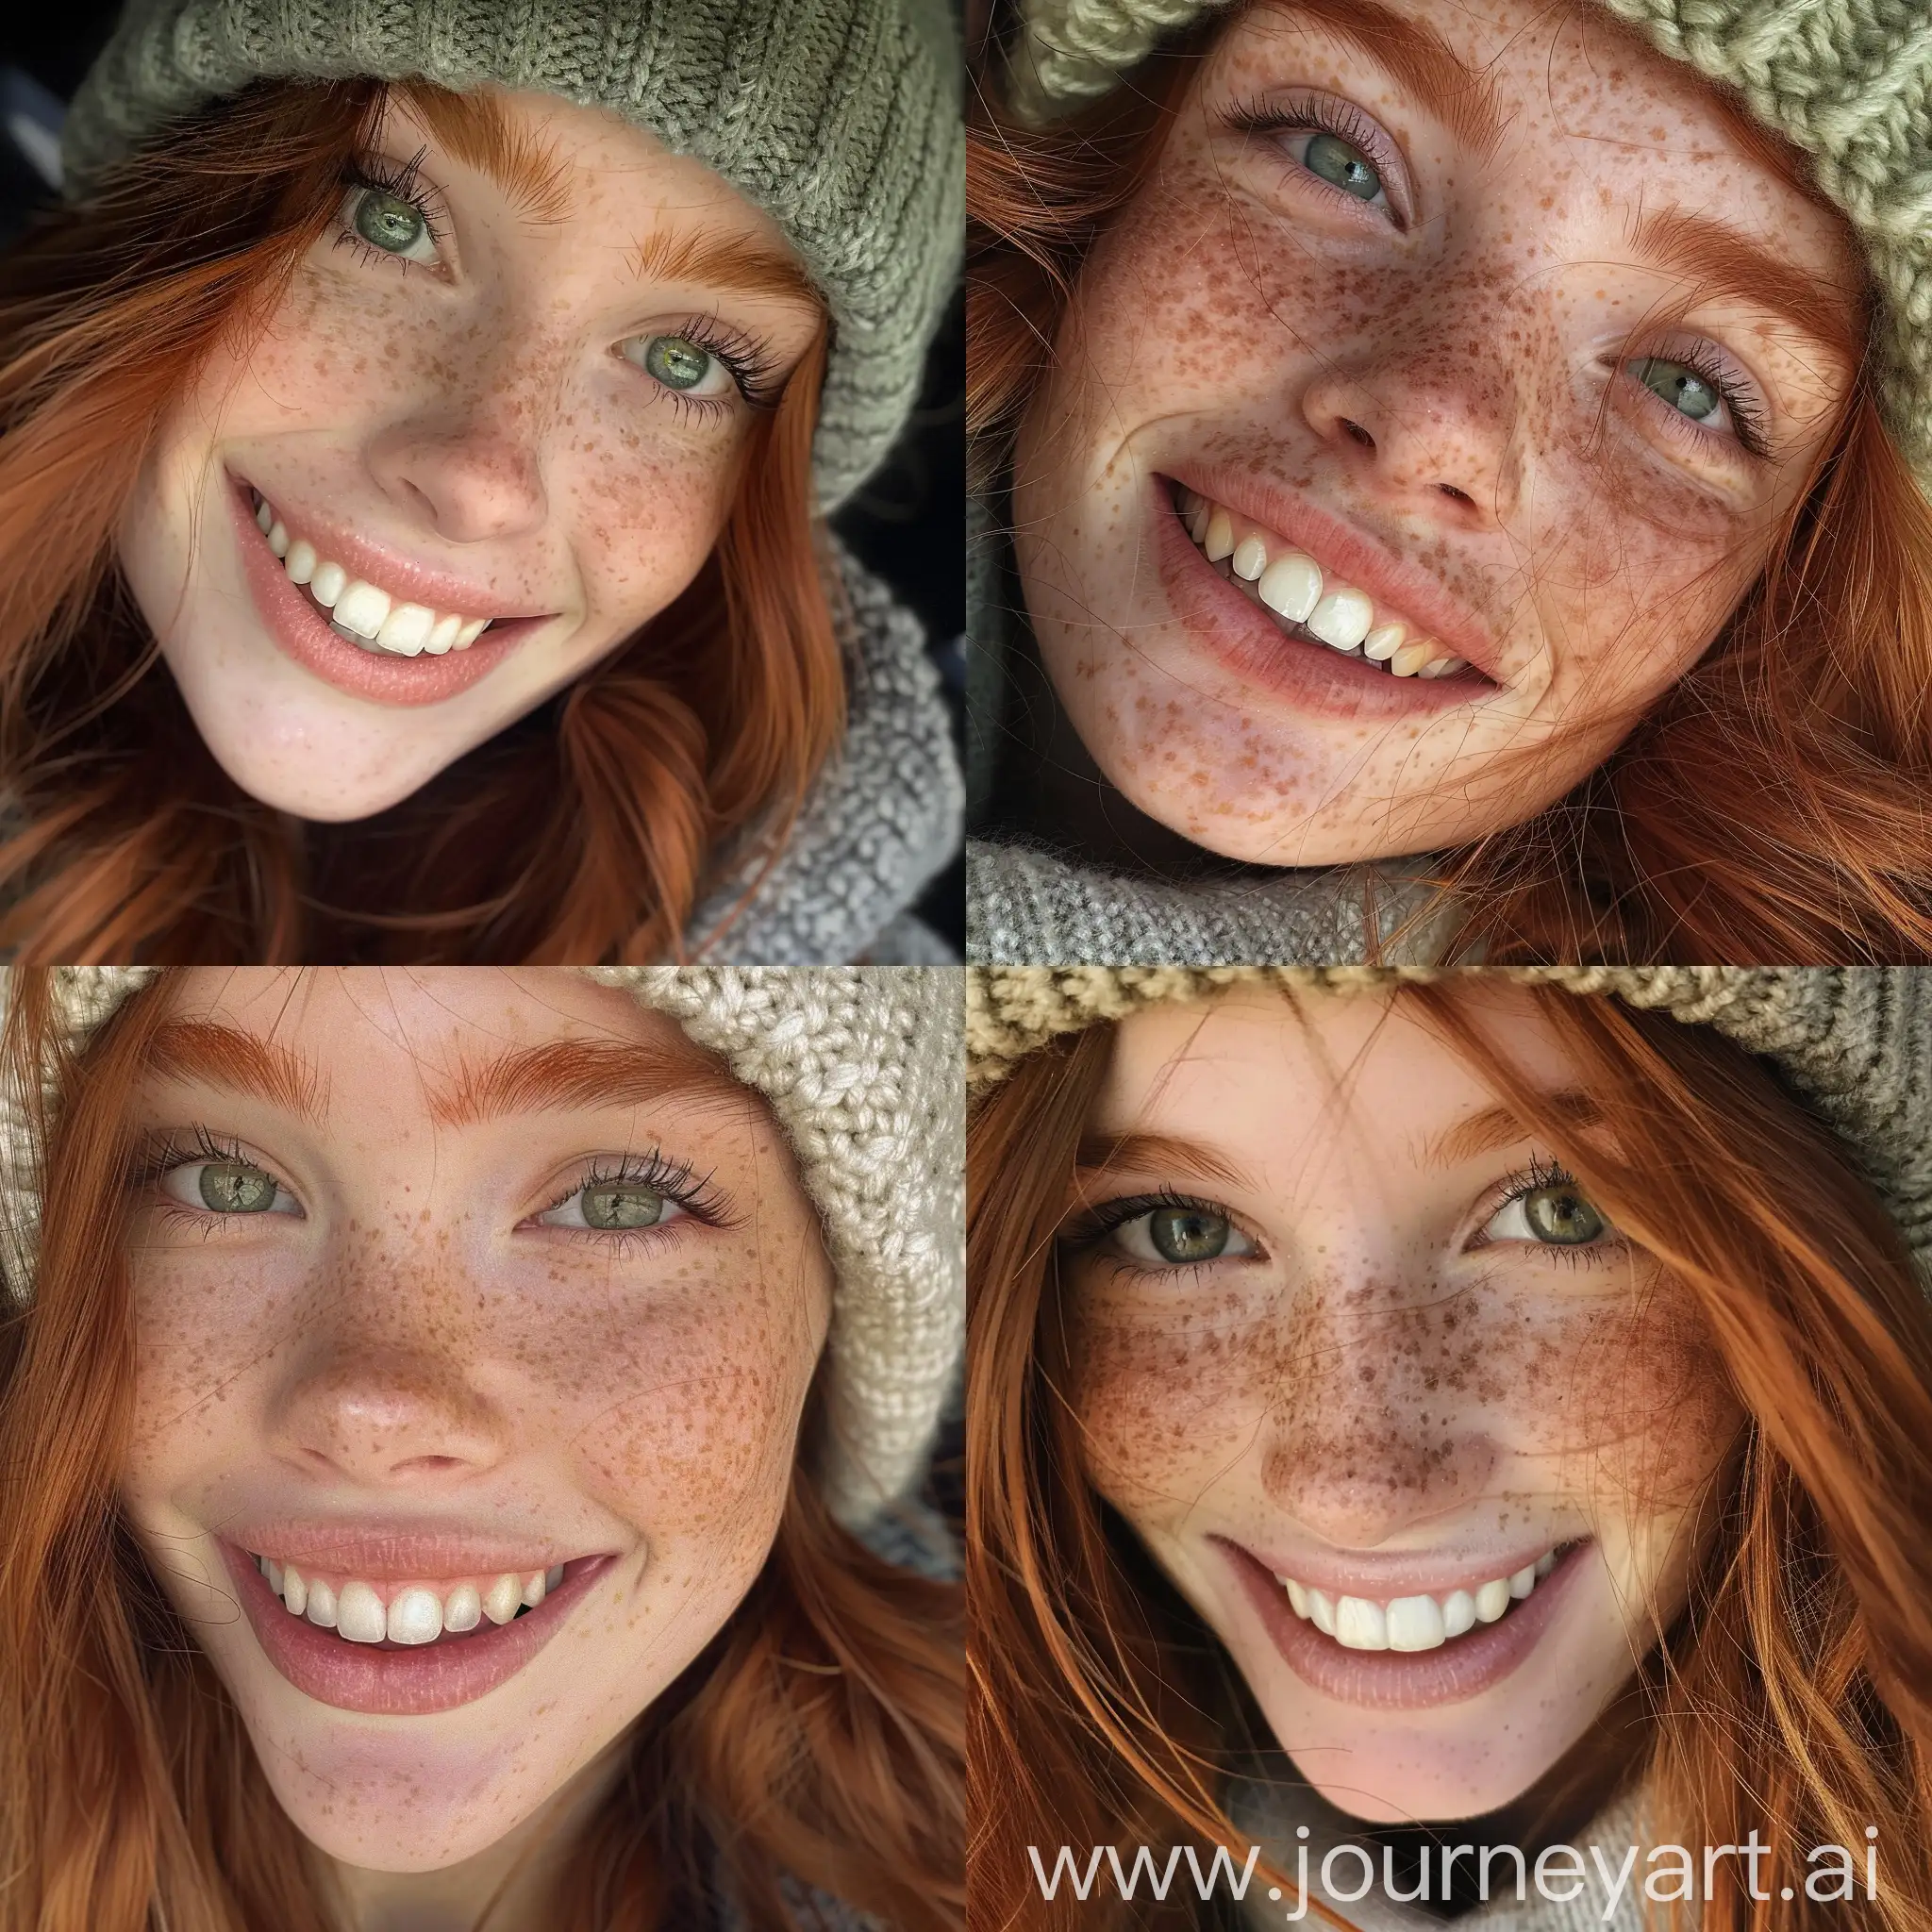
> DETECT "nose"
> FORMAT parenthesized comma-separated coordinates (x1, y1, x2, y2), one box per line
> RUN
(1257, 1277, 1502, 1548)
(268, 1263, 512, 1488)
(1298, 308, 1529, 528)
(365, 360, 552, 546)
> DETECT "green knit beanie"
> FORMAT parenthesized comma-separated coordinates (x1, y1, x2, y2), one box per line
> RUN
(59, 0, 965, 510)
(998, 0, 1932, 495)
(968, 965, 1932, 1280)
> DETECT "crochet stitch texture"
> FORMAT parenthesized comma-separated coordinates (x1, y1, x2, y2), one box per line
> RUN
(966, 964, 1932, 1277)
(1002, 0, 1932, 495)
(3, 965, 966, 1530)
(59, 0, 964, 509)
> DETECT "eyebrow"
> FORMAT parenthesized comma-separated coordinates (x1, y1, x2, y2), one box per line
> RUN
(1261, 0, 1509, 167)
(388, 82, 577, 225)
(140, 1024, 746, 1131)
(1628, 204, 1865, 369)
(1419, 1091, 1605, 1171)
(1074, 1130, 1257, 1192)
(628, 228, 821, 310)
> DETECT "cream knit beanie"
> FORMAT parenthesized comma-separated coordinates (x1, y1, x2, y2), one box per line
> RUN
(968, 964, 1932, 1274)
(4, 966, 964, 1530)
(996, 0, 1932, 495)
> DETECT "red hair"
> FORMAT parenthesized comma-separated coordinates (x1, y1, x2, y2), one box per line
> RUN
(968, 9, 1932, 964)
(0, 968, 963, 1931)
(0, 80, 844, 961)
(966, 980, 1932, 1929)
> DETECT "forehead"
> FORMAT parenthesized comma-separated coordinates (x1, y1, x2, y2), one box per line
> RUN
(1091, 982, 1577, 1158)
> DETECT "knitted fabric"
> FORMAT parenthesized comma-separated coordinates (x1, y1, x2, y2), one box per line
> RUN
(58, 0, 964, 510)
(1000, 0, 1932, 495)
(966, 964, 1932, 1276)
(3, 964, 966, 1530)
(694, 541, 963, 965)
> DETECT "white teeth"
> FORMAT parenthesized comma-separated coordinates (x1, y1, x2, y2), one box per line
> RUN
(1281, 1550, 1564, 1651)
(335, 1581, 388, 1645)
(332, 579, 391, 639)
(374, 602, 435, 656)
(1334, 1597, 1389, 1650)
(520, 1570, 547, 1610)
(387, 1586, 444, 1646)
(443, 1584, 482, 1632)
(1474, 1577, 1512, 1623)
(545, 1563, 564, 1592)
(305, 1579, 338, 1629)
(1257, 553, 1323, 625)
(266, 1557, 284, 1594)
(1386, 1594, 1445, 1652)
(484, 1574, 524, 1625)
(1307, 587, 1374, 653)
(281, 1563, 308, 1617)
(252, 499, 496, 655)
(1182, 492, 1472, 683)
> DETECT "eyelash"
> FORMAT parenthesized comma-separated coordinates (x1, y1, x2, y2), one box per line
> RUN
(1474, 1154, 1624, 1271)
(332, 148, 451, 272)
(644, 314, 787, 417)
(128, 1130, 733, 1250)
(1058, 1186, 1255, 1282)
(1224, 92, 1407, 224)
(1624, 342, 1773, 459)
(537, 1147, 734, 1248)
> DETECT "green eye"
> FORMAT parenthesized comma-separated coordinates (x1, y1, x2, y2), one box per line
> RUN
(197, 1161, 281, 1214)
(1306, 131, 1382, 202)
(579, 1183, 668, 1230)
(641, 337, 715, 391)
(1147, 1207, 1232, 1263)
(1518, 1184, 1606, 1246)
(353, 190, 427, 257)
(1633, 357, 1721, 424)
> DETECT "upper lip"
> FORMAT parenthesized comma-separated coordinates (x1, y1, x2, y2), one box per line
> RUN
(219, 1522, 601, 1578)
(1165, 464, 1510, 682)
(234, 471, 558, 623)
(1217, 1532, 1577, 1601)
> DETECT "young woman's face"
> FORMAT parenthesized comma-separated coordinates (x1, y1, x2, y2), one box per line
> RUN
(115, 969, 832, 1874)
(1012, 0, 1862, 867)
(1060, 984, 1742, 1823)
(120, 88, 821, 823)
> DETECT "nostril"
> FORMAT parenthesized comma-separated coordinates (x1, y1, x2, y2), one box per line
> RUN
(1341, 418, 1375, 450)
(1438, 482, 1475, 507)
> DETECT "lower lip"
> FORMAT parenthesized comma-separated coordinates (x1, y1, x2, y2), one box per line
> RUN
(1151, 477, 1491, 724)
(1219, 1537, 1589, 1711)
(228, 474, 551, 708)
(222, 1539, 614, 1715)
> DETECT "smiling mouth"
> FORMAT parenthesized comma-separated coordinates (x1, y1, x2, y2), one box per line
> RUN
(244, 486, 501, 658)
(1273, 1541, 1586, 1654)
(1170, 481, 1489, 685)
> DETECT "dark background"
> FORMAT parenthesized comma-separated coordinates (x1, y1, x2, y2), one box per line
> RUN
(0, 9, 965, 950)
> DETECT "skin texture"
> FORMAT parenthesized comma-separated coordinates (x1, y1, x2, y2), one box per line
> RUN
(116, 969, 832, 1929)
(1061, 983, 1742, 1823)
(1012, 0, 1864, 865)
(119, 89, 821, 822)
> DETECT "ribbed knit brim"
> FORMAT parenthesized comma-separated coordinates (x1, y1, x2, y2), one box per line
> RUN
(1000, 0, 1932, 497)
(4, 966, 965, 1529)
(967, 965, 1932, 1275)
(60, 0, 964, 510)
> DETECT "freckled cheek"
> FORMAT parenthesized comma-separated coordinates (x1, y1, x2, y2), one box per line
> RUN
(1067, 1290, 1277, 1511)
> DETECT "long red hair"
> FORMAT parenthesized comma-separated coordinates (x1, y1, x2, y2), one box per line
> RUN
(967, 7, 1932, 964)
(0, 79, 845, 962)
(0, 969, 963, 1931)
(966, 975, 1932, 1929)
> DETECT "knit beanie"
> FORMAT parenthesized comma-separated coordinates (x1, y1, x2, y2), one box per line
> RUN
(58, 0, 964, 510)
(3, 966, 966, 1530)
(995, 0, 1932, 495)
(968, 964, 1932, 1275)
